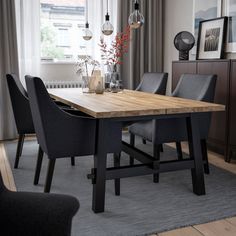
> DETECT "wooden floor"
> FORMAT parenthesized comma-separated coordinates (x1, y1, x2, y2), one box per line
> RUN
(1, 139, 236, 236)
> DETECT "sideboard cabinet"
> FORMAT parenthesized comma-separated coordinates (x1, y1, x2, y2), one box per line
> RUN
(172, 60, 236, 161)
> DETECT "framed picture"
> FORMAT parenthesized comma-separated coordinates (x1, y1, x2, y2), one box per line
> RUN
(196, 17, 227, 59)
(225, 0, 236, 52)
(192, 0, 222, 54)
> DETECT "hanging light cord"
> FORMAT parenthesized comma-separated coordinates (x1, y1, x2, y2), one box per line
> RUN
(107, 0, 109, 15)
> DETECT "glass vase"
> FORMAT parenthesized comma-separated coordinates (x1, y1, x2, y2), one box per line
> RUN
(106, 64, 122, 93)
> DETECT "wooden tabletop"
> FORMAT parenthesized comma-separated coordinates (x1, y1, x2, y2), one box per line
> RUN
(49, 88, 225, 118)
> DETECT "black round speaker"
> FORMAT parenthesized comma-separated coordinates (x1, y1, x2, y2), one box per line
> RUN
(174, 31, 195, 60)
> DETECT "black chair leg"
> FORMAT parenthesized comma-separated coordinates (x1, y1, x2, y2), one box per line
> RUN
(34, 146, 44, 185)
(159, 144, 164, 153)
(44, 159, 56, 193)
(129, 134, 135, 165)
(142, 139, 146, 144)
(114, 153, 121, 196)
(153, 144, 160, 183)
(201, 139, 210, 174)
(71, 157, 75, 166)
(14, 134, 25, 169)
(176, 142, 183, 160)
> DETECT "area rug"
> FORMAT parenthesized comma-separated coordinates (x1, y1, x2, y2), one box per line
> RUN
(4, 135, 236, 236)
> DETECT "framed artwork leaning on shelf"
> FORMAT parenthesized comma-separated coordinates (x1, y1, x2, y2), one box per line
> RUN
(196, 17, 228, 59)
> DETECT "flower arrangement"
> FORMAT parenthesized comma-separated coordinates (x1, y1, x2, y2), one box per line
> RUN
(76, 55, 100, 78)
(99, 26, 131, 72)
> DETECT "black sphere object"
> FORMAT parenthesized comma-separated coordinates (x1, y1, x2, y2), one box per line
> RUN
(174, 31, 195, 60)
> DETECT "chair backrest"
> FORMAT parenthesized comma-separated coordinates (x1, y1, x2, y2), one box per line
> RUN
(172, 73, 217, 140)
(6, 74, 34, 134)
(136, 72, 168, 95)
(25, 76, 96, 158)
(172, 74, 217, 102)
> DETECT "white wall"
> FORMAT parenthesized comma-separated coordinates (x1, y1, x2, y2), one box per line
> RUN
(163, 0, 236, 94)
(163, 0, 194, 94)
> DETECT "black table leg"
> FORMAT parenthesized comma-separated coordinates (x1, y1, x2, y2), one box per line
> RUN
(186, 114, 205, 195)
(114, 153, 120, 196)
(92, 119, 109, 213)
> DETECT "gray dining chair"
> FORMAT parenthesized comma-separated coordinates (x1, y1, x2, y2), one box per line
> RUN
(136, 72, 168, 94)
(129, 73, 168, 162)
(6, 74, 77, 171)
(0, 171, 79, 236)
(129, 74, 217, 183)
(25, 76, 97, 193)
(113, 72, 168, 195)
(6, 74, 37, 169)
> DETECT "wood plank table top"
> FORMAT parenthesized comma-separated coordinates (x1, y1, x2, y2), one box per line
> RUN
(49, 88, 225, 118)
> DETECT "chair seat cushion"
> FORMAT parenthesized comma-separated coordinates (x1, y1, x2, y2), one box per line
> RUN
(129, 115, 209, 144)
(129, 121, 153, 142)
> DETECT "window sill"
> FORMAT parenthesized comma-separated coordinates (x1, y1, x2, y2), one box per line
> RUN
(41, 61, 76, 65)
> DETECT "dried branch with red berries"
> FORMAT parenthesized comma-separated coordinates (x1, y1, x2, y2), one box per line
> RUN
(99, 26, 131, 71)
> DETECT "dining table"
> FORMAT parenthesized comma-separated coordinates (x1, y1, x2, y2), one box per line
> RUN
(49, 88, 225, 213)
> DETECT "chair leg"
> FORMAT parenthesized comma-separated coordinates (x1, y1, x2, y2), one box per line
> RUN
(44, 159, 56, 193)
(71, 157, 75, 166)
(159, 144, 164, 153)
(201, 139, 210, 174)
(34, 146, 44, 185)
(14, 134, 25, 169)
(129, 134, 135, 165)
(142, 139, 146, 144)
(153, 144, 160, 183)
(114, 153, 121, 196)
(176, 142, 183, 160)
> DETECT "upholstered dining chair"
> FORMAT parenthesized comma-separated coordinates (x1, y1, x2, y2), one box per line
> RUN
(26, 76, 97, 193)
(129, 72, 168, 161)
(129, 74, 217, 182)
(6, 74, 36, 169)
(0, 171, 79, 236)
(136, 72, 168, 94)
(6, 74, 76, 171)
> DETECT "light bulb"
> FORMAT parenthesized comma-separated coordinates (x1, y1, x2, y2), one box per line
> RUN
(82, 23, 93, 41)
(128, 1, 145, 29)
(102, 14, 114, 36)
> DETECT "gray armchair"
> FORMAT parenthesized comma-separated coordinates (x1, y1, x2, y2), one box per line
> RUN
(26, 76, 97, 193)
(0, 172, 79, 236)
(129, 74, 217, 182)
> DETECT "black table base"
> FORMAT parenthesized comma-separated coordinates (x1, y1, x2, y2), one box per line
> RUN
(90, 113, 206, 213)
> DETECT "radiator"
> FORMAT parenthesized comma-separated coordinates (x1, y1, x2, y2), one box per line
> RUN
(44, 81, 82, 89)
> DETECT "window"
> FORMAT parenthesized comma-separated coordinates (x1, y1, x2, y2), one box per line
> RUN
(40, 0, 87, 62)
(57, 28, 70, 47)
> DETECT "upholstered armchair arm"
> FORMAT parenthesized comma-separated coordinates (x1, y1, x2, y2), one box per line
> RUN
(0, 189, 79, 236)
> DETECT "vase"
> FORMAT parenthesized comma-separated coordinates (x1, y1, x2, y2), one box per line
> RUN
(82, 76, 96, 93)
(105, 64, 122, 93)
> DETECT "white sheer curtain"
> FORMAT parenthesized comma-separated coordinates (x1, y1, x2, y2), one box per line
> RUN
(87, 0, 118, 61)
(15, 0, 41, 86)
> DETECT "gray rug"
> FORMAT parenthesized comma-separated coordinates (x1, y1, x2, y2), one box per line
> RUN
(4, 135, 236, 236)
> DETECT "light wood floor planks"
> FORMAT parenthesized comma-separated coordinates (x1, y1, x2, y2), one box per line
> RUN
(1, 138, 236, 236)
(0, 142, 16, 191)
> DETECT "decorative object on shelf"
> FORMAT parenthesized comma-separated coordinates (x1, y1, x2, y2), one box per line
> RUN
(174, 31, 195, 60)
(99, 26, 130, 92)
(192, 0, 222, 54)
(101, 0, 114, 36)
(196, 17, 228, 60)
(82, 0, 93, 41)
(76, 55, 100, 92)
(224, 0, 236, 52)
(128, 0, 145, 29)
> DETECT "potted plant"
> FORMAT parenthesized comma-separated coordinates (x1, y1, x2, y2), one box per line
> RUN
(99, 26, 131, 92)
